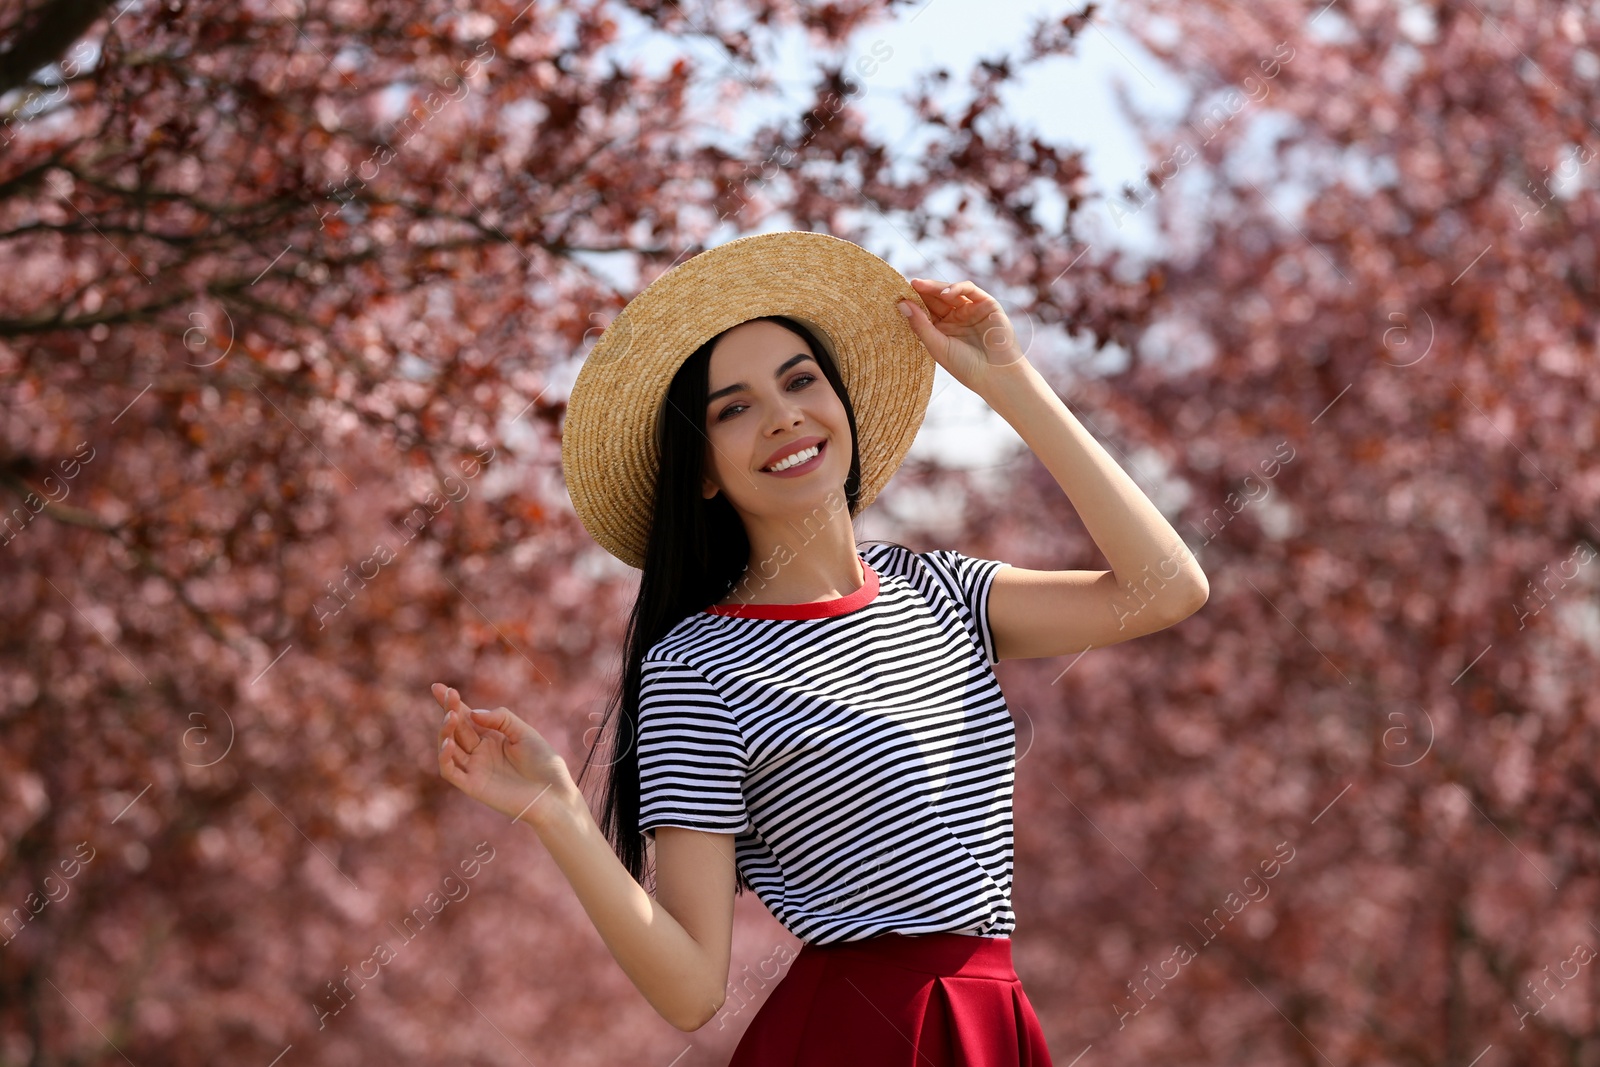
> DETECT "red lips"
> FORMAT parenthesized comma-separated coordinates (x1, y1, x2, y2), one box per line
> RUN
(761, 435, 826, 471)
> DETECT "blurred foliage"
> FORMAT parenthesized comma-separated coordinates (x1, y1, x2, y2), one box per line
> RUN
(1, 0, 1597, 1063)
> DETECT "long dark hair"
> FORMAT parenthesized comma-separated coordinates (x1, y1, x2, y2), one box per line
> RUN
(573, 314, 907, 897)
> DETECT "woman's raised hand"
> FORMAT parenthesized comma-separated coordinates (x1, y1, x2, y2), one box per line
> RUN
(898, 278, 1030, 400)
(431, 682, 576, 826)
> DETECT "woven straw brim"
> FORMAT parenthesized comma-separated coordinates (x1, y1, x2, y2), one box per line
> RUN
(561, 230, 935, 571)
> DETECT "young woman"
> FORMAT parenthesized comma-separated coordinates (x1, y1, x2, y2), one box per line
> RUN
(431, 231, 1208, 1064)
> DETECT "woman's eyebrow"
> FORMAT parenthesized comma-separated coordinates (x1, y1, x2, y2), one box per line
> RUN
(707, 353, 816, 405)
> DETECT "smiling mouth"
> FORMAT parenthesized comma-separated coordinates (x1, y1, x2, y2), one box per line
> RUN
(762, 440, 825, 473)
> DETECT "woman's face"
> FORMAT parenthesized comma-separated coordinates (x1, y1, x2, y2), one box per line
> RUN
(701, 319, 853, 523)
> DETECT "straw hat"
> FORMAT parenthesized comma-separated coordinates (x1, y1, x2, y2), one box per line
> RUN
(561, 230, 935, 570)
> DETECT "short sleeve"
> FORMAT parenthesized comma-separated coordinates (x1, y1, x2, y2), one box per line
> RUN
(916, 549, 1009, 668)
(635, 657, 752, 840)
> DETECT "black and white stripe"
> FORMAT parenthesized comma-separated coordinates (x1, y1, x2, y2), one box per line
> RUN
(635, 543, 1018, 946)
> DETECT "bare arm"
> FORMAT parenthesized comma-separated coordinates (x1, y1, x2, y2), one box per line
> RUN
(979, 358, 1208, 657)
(896, 278, 1208, 662)
(525, 782, 737, 1032)
(432, 688, 736, 1033)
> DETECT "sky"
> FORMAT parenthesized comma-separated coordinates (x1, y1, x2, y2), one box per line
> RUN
(580, 0, 1202, 480)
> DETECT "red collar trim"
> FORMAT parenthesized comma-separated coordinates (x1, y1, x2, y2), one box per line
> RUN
(705, 558, 879, 619)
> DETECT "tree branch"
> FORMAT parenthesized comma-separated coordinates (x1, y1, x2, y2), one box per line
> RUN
(0, 0, 115, 98)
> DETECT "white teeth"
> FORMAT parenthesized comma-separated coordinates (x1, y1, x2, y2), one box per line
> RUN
(766, 444, 820, 472)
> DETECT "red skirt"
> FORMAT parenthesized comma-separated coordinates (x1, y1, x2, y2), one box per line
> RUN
(727, 932, 1054, 1066)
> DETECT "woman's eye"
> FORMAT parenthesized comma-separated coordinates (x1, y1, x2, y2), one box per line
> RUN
(715, 375, 812, 422)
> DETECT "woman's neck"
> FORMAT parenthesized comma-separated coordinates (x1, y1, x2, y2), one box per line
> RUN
(719, 511, 863, 607)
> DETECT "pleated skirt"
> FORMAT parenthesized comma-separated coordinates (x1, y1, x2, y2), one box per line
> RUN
(726, 932, 1054, 1066)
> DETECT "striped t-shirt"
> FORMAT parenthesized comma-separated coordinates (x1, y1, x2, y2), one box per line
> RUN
(635, 541, 1018, 946)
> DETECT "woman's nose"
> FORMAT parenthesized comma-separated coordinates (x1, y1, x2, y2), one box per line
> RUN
(766, 394, 804, 431)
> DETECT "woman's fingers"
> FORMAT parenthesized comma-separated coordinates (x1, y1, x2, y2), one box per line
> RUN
(440, 735, 467, 775)
(909, 278, 957, 316)
(433, 685, 474, 787)
(432, 683, 481, 759)
(446, 704, 480, 755)
(932, 280, 994, 319)
(434, 687, 451, 748)
(909, 277, 991, 324)
(437, 706, 455, 759)
(430, 683, 466, 717)
(453, 710, 482, 755)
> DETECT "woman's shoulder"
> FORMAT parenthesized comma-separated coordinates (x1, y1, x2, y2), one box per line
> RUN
(643, 611, 733, 666)
(859, 539, 918, 570)
(861, 539, 957, 581)
(863, 541, 1001, 607)
(863, 540, 994, 570)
